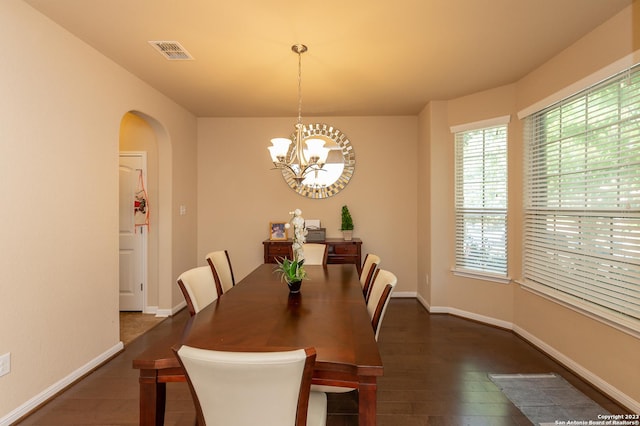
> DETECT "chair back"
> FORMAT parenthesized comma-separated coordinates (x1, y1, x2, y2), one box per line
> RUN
(206, 250, 235, 297)
(366, 269, 397, 340)
(174, 346, 320, 426)
(177, 266, 218, 316)
(359, 253, 381, 299)
(302, 244, 328, 266)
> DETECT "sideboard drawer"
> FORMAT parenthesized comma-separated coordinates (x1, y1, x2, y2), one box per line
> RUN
(269, 245, 291, 256)
(333, 244, 358, 255)
(331, 255, 357, 264)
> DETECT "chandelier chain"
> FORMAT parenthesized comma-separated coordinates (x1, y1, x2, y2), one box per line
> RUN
(297, 48, 303, 127)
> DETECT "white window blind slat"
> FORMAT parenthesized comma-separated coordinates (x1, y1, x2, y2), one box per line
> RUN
(523, 64, 640, 327)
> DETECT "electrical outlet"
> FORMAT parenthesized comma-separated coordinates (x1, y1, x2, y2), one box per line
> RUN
(0, 353, 10, 377)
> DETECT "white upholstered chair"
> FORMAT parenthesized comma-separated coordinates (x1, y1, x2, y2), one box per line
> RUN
(367, 269, 397, 341)
(205, 250, 236, 297)
(301, 244, 328, 266)
(177, 266, 219, 316)
(360, 253, 381, 300)
(173, 345, 327, 426)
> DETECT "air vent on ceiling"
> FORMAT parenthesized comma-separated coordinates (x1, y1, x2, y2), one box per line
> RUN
(148, 41, 194, 60)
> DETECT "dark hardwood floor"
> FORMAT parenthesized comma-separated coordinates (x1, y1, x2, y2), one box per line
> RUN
(16, 299, 628, 425)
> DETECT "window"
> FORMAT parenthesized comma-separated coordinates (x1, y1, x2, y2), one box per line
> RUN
(523, 64, 640, 328)
(454, 123, 508, 279)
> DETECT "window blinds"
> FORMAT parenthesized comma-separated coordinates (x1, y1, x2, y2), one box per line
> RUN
(523, 64, 640, 324)
(454, 125, 508, 276)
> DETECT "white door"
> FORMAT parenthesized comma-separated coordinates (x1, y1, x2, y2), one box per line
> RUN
(119, 153, 147, 311)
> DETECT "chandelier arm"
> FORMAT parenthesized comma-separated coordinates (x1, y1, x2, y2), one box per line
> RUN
(272, 162, 325, 179)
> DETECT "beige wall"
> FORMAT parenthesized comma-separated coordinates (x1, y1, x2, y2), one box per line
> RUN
(197, 116, 418, 294)
(0, 1, 197, 421)
(512, 1, 640, 408)
(417, 1, 640, 410)
(516, 1, 640, 112)
(1, 0, 639, 421)
(431, 84, 517, 322)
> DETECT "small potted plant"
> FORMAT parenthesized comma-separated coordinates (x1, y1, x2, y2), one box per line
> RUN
(274, 208, 308, 293)
(341, 205, 354, 241)
(274, 257, 308, 293)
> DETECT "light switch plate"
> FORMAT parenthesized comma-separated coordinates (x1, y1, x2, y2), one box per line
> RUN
(0, 352, 10, 377)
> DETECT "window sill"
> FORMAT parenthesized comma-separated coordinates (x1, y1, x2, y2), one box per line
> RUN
(517, 280, 640, 339)
(451, 268, 511, 284)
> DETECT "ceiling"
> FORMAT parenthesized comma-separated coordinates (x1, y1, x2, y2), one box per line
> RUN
(24, 0, 632, 117)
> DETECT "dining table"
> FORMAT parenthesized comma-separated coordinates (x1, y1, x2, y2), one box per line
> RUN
(132, 263, 384, 426)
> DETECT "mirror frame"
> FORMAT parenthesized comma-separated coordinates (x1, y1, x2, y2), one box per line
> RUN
(281, 123, 356, 199)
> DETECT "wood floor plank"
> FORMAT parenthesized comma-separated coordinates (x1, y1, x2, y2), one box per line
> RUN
(16, 299, 629, 425)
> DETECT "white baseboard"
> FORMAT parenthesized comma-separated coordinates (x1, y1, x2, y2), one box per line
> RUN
(143, 305, 158, 315)
(415, 297, 640, 413)
(148, 301, 186, 317)
(165, 300, 186, 317)
(513, 325, 640, 414)
(416, 293, 430, 310)
(442, 305, 513, 330)
(0, 342, 124, 426)
(173, 300, 186, 315)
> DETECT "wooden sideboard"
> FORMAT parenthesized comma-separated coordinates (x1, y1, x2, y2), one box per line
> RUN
(263, 238, 362, 274)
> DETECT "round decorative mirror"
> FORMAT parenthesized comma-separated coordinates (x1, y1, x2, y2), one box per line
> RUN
(280, 123, 355, 199)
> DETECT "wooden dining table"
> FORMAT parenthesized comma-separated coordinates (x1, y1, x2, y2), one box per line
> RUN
(132, 263, 384, 426)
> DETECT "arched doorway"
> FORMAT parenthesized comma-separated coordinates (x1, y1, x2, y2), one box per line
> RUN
(118, 111, 164, 342)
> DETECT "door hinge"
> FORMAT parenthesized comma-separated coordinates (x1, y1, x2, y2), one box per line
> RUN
(140, 283, 143, 291)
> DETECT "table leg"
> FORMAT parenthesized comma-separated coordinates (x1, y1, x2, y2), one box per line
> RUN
(139, 369, 166, 426)
(358, 377, 377, 426)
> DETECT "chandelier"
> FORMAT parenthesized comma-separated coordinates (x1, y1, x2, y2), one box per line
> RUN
(268, 44, 329, 185)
